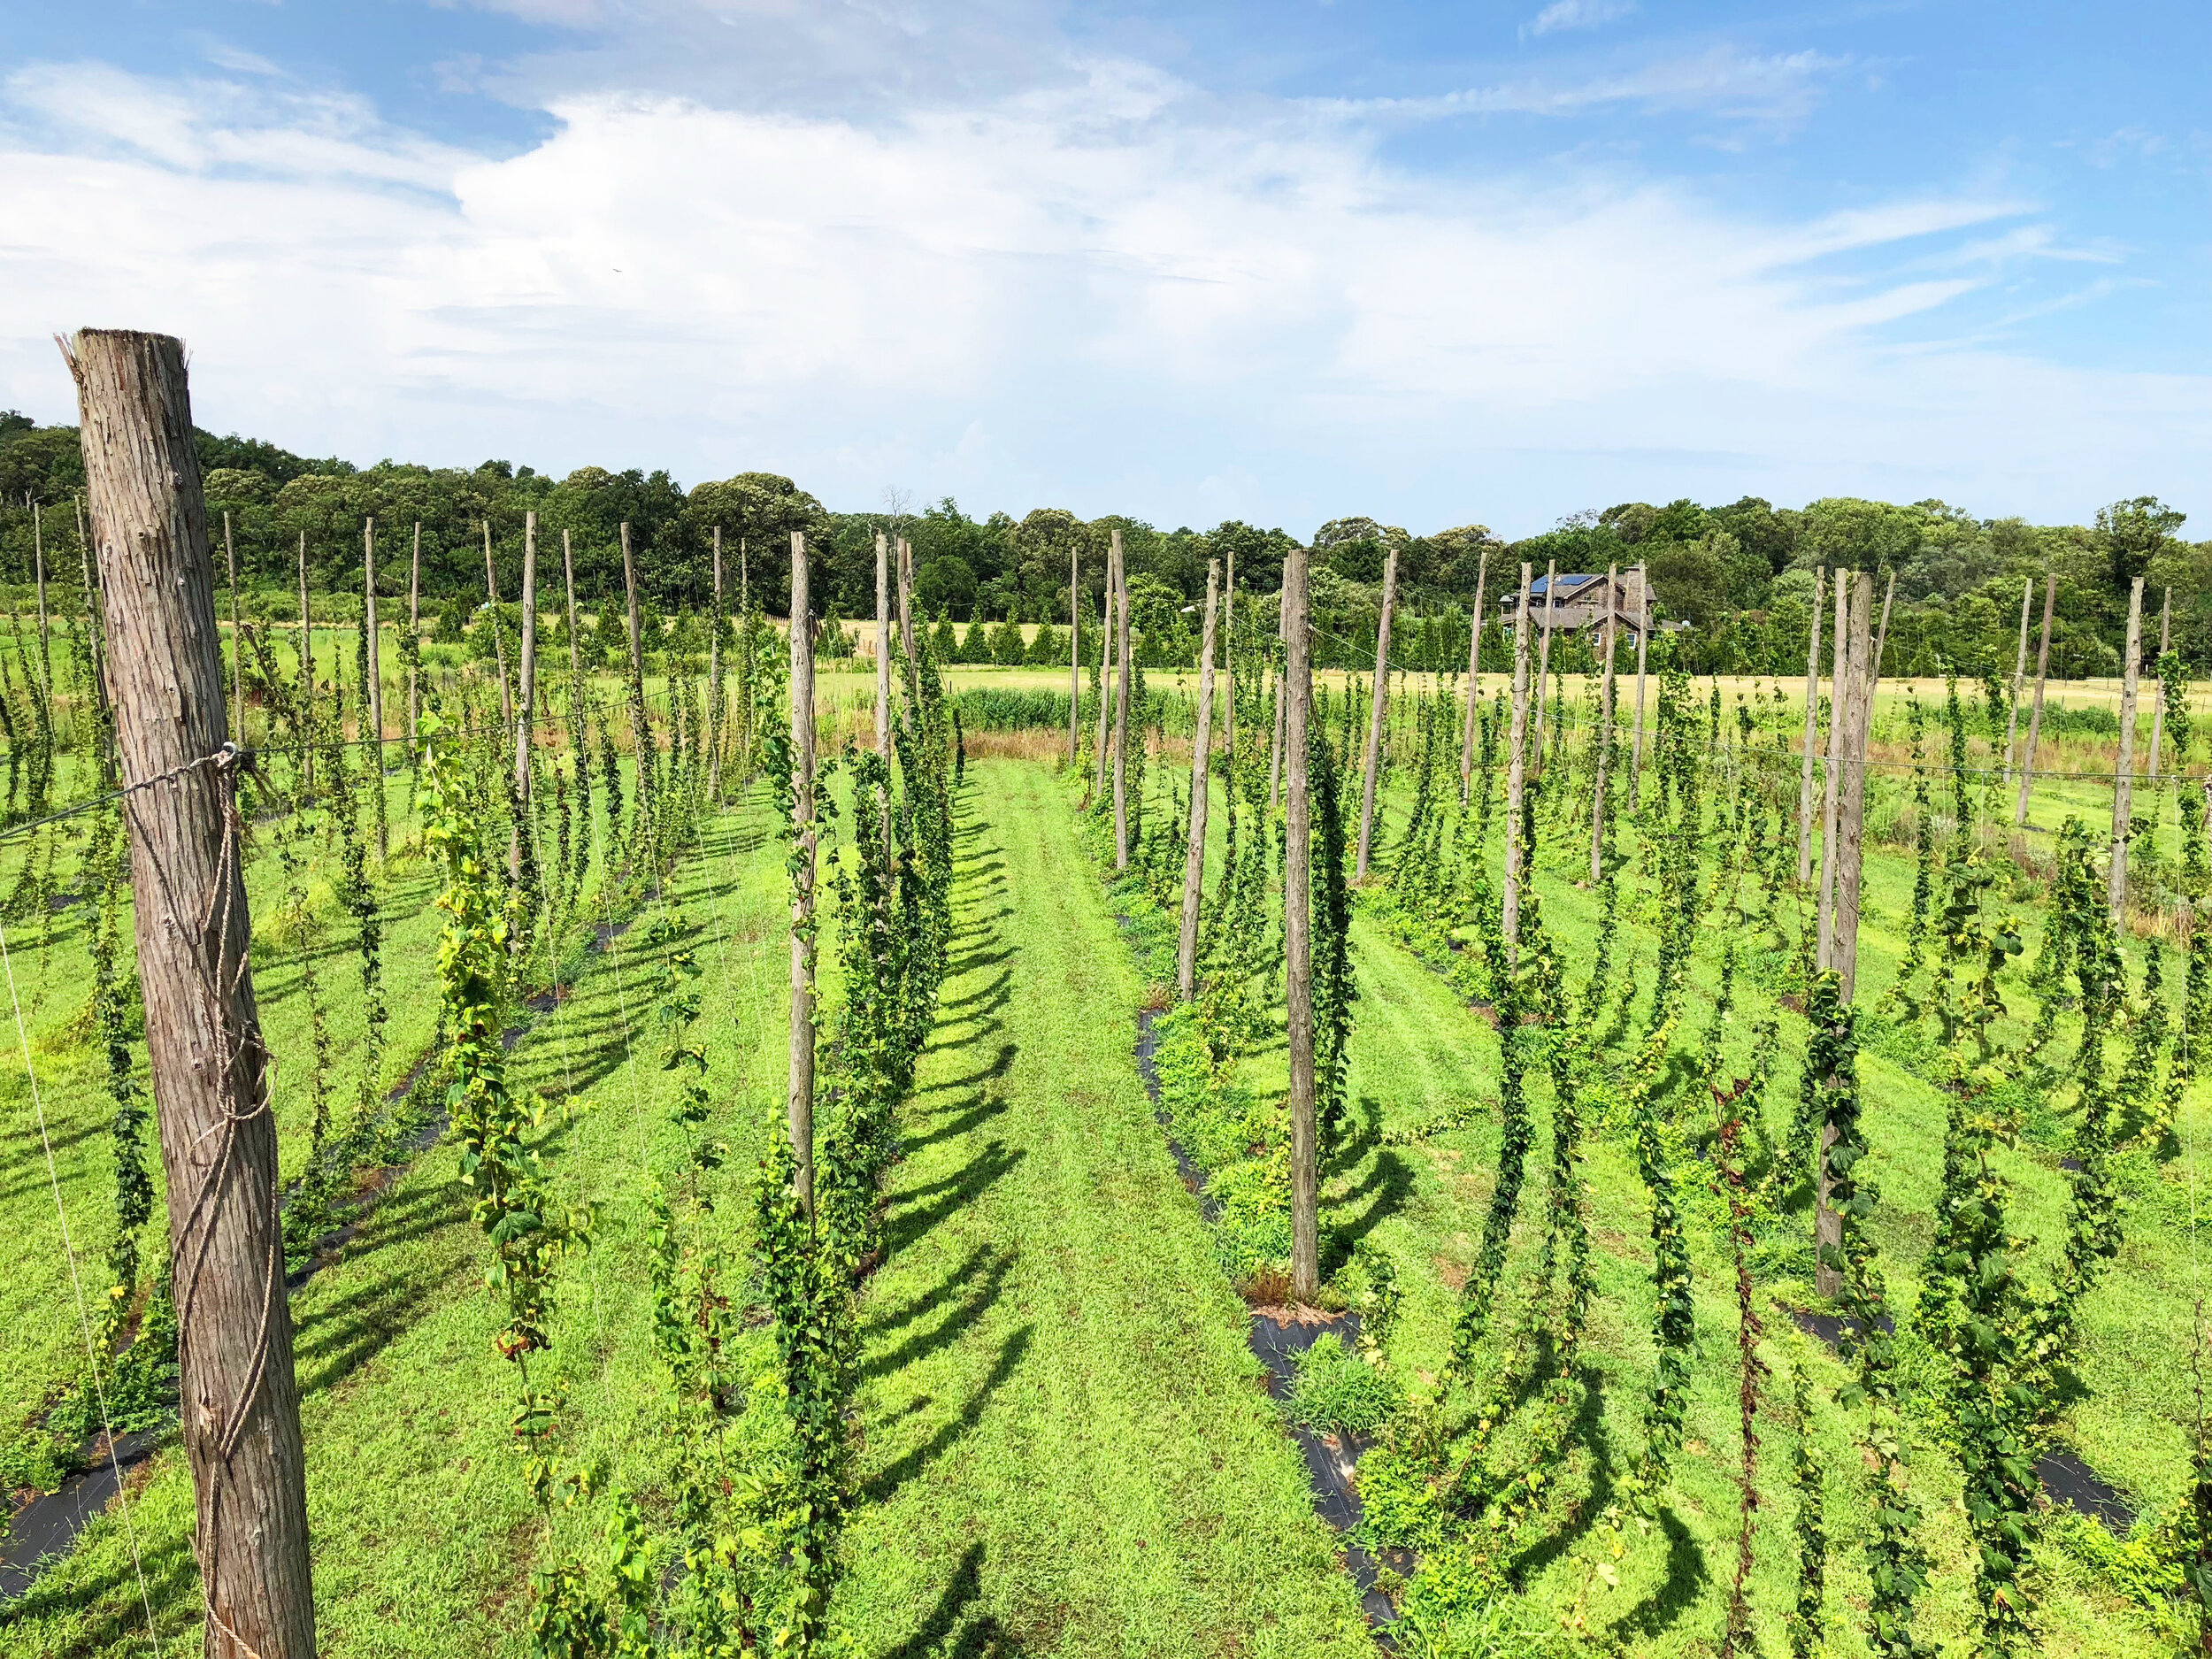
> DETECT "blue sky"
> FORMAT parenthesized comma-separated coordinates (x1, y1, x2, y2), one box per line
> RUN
(1, 0, 2204, 538)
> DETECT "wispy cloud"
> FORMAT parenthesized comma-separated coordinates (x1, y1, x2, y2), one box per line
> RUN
(1314, 45, 1851, 127)
(1525, 0, 1636, 38)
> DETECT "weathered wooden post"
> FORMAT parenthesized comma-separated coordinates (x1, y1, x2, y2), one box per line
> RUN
(2015, 572, 2058, 827)
(1068, 541, 1081, 767)
(408, 522, 423, 751)
(1795, 566, 1825, 883)
(65, 326, 318, 1659)
(1460, 549, 1489, 803)
(223, 510, 242, 742)
(788, 530, 818, 1213)
(1178, 558, 1221, 1001)
(1814, 572, 1874, 1300)
(1816, 572, 1848, 967)
(1113, 528, 1133, 869)
(1095, 531, 1120, 806)
(1590, 563, 1619, 882)
(1283, 535, 1318, 1303)
(710, 526, 727, 801)
(484, 519, 513, 731)
(296, 529, 313, 793)
(511, 511, 539, 879)
(1532, 558, 1559, 772)
(2110, 576, 2146, 924)
(1503, 562, 1532, 952)
(1628, 561, 1650, 801)
(873, 531, 892, 764)
(1355, 543, 1398, 879)
(364, 517, 382, 749)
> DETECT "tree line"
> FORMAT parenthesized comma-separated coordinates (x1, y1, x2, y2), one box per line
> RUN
(1, 410, 2196, 680)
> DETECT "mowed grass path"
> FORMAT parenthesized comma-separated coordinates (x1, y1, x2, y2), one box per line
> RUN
(835, 759, 1370, 1657)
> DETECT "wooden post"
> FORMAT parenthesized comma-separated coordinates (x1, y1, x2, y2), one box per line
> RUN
(1503, 562, 1532, 953)
(1094, 534, 1119, 803)
(65, 326, 317, 1659)
(1221, 549, 1236, 787)
(484, 519, 514, 730)
(1113, 529, 1133, 869)
(1532, 558, 1559, 772)
(364, 516, 382, 755)
(1178, 559, 1221, 1000)
(620, 520, 649, 803)
(1591, 563, 1619, 882)
(2001, 577, 2032, 787)
(875, 531, 892, 761)
(787, 531, 818, 1213)
(1068, 541, 1081, 767)
(2014, 572, 2058, 826)
(709, 526, 726, 801)
(512, 511, 539, 879)
(1795, 567, 1826, 883)
(408, 523, 423, 750)
(1283, 535, 1318, 1303)
(1816, 573, 1848, 968)
(223, 510, 242, 742)
(2110, 576, 2146, 925)
(296, 529, 313, 794)
(1355, 544, 1398, 879)
(2147, 588, 2173, 787)
(1625, 563, 1651, 802)
(1460, 549, 1489, 803)
(1814, 572, 1875, 1300)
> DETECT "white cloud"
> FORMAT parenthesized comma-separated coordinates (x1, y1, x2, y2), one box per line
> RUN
(1317, 45, 1850, 127)
(1525, 0, 1637, 37)
(0, 55, 2204, 536)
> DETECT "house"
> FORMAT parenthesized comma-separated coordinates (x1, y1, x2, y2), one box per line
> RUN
(1498, 568, 1653, 638)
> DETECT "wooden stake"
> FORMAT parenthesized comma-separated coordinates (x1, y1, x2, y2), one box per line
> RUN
(710, 526, 726, 801)
(1629, 561, 1651, 800)
(512, 511, 538, 880)
(1460, 549, 1489, 803)
(1221, 548, 1236, 787)
(1068, 540, 1080, 767)
(787, 530, 818, 1214)
(1816, 572, 1848, 967)
(223, 509, 242, 741)
(2001, 576, 2032, 787)
(1591, 562, 1619, 883)
(1094, 534, 1118, 803)
(875, 532, 892, 762)
(1504, 561, 1532, 953)
(1814, 571, 1875, 1300)
(1178, 558, 1221, 1001)
(2110, 576, 2146, 925)
(1355, 544, 1398, 879)
(65, 326, 317, 1659)
(409, 523, 423, 752)
(485, 519, 513, 730)
(1795, 566, 1825, 883)
(2147, 588, 2173, 787)
(364, 516, 382, 757)
(1532, 558, 1559, 771)
(1283, 535, 1317, 1303)
(297, 528, 313, 794)
(2014, 572, 2058, 827)
(1113, 528, 1133, 869)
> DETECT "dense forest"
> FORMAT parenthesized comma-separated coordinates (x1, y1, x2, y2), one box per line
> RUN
(0, 410, 2195, 679)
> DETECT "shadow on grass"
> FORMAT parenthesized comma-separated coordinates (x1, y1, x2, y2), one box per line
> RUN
(1611, 1505, 1706, 1644)
(879, 1540, 1027, 1659)
(864, 1324, 1033, 1505)
(902, 1091, 1009, 1155)
(920, 1044, 1017, 1097)
(883, 1141, 1026, 1256)
(861, 1248, 1017, 1383)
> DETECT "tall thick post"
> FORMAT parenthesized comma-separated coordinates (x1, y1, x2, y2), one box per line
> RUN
(1113, 528, 1133, 868)
(2015, 573, 2058, 827)
(1590, 562, 1619, 882)
(1355, 544, 1398, 879)
(296, 530, 313, 794)
(1816, 572, 1848, 967)
(1283, 537, 1317, 1303)
(1796, 567, 1826, 882)
(1178, 559, 1221, 1000)
(512, 512, 539, 879)
(1460, 549, 1488, 803)
(1814, 572, 1875, 1299)
(1629, 562, 1651, 800)
(1532, 558, 1559, 770)
(485, 519, 513, 731)
(223, 510, 242, 742)
(66, 327, 317, 1659)
(787, 531, 817, 1213)
(1068, 541, 1081, 766)
(2111, 577, 2146, 924)
(875, 531, 892, 762)
(1503, 562, 1532, 952)
(2001, 577, 2032, 787)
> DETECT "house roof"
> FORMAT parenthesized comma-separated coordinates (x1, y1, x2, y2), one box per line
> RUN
(1528, 572, 1613, 597)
